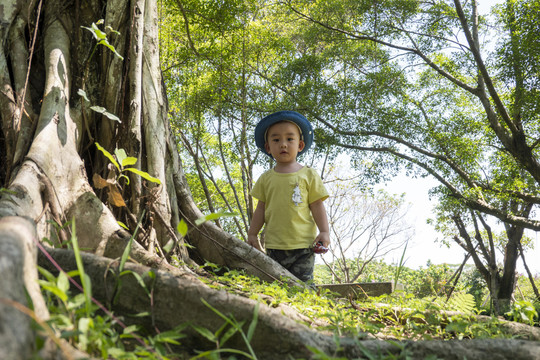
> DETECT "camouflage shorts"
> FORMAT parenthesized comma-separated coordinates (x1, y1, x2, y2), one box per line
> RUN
(267, 248, 314, 283)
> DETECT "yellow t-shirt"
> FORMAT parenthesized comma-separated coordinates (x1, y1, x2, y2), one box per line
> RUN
(251, 166, 329, 250)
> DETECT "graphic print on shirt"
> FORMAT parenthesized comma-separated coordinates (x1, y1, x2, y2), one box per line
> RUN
(292, 182, 303, 206)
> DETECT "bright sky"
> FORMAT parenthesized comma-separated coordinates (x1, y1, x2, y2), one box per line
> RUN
(381, 174, 540, 275)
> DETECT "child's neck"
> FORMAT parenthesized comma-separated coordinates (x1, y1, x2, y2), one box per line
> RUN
(274, 161, 303, 173)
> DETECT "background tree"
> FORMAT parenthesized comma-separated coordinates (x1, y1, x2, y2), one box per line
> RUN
(273, 0, 540, 312)
(158, 0, 540, 311)
(321, 165, 413, 284)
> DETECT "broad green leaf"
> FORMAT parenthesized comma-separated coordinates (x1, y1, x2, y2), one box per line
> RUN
(122, 325, 139, 334)
(67, 293, 86, 310)
(90, 105, 106, 114)
(108, 348, 129, 357)
(177, 219, 188, 237)
(57, 271, 70, 295)
(121, 157, 138, 167)
(95, 142, 120, 170)
(81, 25, 98, 40)
(123, 167, 161, 184)
(115, 149, 128, 168)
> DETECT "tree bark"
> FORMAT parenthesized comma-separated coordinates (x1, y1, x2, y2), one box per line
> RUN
(0, 0, 300, 355)
(0, 217, 42, 359)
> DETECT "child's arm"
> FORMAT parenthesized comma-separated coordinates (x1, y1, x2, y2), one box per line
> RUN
(310, 199, 330, 247)
(247, 200, 265, 251)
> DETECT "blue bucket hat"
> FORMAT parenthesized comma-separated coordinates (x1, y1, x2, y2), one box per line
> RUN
(255, 110, 313, 157)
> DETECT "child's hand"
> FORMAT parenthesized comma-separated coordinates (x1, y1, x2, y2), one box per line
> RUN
(313, 232, 330, 248)
(247, 234, 263, 251)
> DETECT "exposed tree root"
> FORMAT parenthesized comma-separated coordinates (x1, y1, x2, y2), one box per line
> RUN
(38, 248, 540, 360)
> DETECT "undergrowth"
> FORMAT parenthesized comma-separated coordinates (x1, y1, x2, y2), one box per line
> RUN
(204, 269, 515, 342)
(34, 260, 537, 359)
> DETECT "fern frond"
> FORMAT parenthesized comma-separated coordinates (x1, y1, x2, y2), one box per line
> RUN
(447, 292, 476, 314)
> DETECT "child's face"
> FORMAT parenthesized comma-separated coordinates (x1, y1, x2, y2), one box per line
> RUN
(264, 121, 305, 164)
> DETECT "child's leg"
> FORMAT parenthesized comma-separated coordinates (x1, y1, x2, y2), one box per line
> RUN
(267, 249, 314, 282)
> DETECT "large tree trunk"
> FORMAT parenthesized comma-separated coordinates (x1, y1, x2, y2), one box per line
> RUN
(452, 212, 527, 315)
(0, 0, 296, 355)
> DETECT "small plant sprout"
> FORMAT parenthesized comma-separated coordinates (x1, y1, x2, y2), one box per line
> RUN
(93, 142, 161, 207)
(81, 19, 124, 60)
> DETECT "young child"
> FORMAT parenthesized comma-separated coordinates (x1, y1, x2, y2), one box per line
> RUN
(247, 110, 330, 283)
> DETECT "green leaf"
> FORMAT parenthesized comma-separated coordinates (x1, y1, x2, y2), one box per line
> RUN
(115, 149, 127, 168)
(219, 325, 238, 346)
(38, 266, 57, 283)
(77, 89, 90, 102)
(119, 238, 133, 274)
(103, 110, 121, 122)
(123, 167, 161, 184)
(123, 325, 139, 334)
(120, 270, 150, 297)
(122, 157, 138, 167)
(119, 174, 130, 185)
(95, 142, 120, 170)
(70, 221, 93, 316)
(90, 106, 121, 122)
(81, 25, 98, 40)
(57, 271, 70, 295)
(177, 219, 188, 237)
(105, 25, 121, 35)
(117, 221, 129, 230)
(67, 293, 86, 310)
(38, 282, 68, 303)
(191, 324, 216, 342)
(98, 39, 125, 60)
(90, 105, 106, 113)
(247, 302, 259, 342)
(154, 328, 186, 345)
(92, 22, 107, 40)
